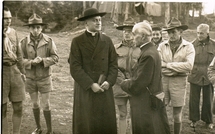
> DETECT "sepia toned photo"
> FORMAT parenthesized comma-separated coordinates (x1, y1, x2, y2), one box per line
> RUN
(1, 1, 215, 134)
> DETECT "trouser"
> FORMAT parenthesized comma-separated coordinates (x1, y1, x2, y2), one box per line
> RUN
(189, 83, 214, 123)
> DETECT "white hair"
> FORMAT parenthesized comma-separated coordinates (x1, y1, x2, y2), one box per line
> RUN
(197, 23, 209, 33)
(132, 21, 152, 36)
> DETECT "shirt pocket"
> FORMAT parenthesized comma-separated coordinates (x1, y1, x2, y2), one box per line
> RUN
(27, 46, 36, 59)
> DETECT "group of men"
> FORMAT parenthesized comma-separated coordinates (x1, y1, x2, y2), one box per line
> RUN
(3, 6, 58, 134)
(69, 8, 215, 134)
(2, 6, 215, 134)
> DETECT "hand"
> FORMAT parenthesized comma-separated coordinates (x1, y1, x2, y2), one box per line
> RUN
(100, 81, 110, 90)
(91, 83, 104, 93)
(34, 56, 43, 63)
(31, 57, 43, 65)
(21, 74, 26, 82)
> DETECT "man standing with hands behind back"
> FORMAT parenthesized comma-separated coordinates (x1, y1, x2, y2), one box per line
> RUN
(69, 8, 118, 134)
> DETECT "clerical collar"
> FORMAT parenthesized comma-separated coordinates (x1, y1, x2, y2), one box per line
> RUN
(86, 29, 97, 36)
(140, 41, 150, 49)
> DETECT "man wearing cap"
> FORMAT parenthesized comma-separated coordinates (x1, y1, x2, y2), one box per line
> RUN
(2, 6, 26, 134)
(20, 13, 58, 134)
(120, 21, 171, 134)
(68, 8, 118, 134)
(158, 17, 195, 134)
(188, 24, 215, 129)
(113, 17, 140, 134)
(151, 24, 163, 48)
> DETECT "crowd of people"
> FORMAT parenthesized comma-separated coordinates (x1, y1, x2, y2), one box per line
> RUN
(2, 6, 215, 134)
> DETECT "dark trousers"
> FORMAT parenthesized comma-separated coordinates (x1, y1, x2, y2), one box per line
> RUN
(189, 83, 214, 123)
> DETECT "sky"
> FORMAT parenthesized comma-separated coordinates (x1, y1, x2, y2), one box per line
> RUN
(202, 1, 215, 15)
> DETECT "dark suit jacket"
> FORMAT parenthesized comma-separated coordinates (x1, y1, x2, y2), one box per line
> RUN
(69, 31, 118, 134)
(121, 42, 170, 134)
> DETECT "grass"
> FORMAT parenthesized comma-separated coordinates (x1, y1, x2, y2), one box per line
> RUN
(5, 18, 215, 134)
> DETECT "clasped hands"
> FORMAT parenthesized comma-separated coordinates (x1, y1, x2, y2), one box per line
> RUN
(91, 81, 110, 93)
(31, 56, 43, 66)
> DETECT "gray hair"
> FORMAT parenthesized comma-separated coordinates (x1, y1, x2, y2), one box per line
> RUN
(132, 21, 152, 36)
(197, 23, 209, 33)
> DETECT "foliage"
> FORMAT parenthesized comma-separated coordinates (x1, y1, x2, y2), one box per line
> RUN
(3, 1, 84, 31)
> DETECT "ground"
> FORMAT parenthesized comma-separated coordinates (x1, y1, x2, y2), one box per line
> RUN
(5, 17, 215, 134)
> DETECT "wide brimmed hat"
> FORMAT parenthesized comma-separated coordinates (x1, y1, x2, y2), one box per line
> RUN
(162, 17, 188, 31)
(24, 13, 47, 26)
(116, 17, 136, 30)
(77, 8, 106, 21)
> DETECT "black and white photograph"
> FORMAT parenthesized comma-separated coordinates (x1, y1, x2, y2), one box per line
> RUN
(1, 1, 215, 134)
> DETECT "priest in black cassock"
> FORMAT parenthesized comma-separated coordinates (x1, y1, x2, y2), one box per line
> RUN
(68, 8, 118, 134)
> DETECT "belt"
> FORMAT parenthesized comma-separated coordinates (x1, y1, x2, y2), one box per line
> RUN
(3, 62, 17, 66)
(168, 75, 187, 77)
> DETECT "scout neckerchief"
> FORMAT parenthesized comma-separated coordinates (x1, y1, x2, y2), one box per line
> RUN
(30, 33, 42, 50)
(169, 37, 182, 55)
(3, 27, 17, 61)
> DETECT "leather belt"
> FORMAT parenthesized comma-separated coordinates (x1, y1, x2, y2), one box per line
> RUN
(3, 62, 17, 66)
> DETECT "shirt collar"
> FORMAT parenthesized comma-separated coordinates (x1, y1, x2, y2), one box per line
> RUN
(140, 41, 150, 49)
(86, 29, 97, 36)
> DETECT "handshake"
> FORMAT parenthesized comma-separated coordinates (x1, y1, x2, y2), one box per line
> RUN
(91, 74, 109, 93)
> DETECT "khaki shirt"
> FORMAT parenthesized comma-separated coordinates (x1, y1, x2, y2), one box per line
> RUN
(20, 33, 59, 80)
(158, 38, 195, 76)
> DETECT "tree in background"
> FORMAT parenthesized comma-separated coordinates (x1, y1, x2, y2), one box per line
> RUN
(3, 1, 207, 31)
(3, 1, 83, 31)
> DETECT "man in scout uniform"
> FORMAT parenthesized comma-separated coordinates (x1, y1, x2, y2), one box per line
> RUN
(20, 13, 59, 134)
(113, 17, 140, 134)
(2, 6, 26, 134)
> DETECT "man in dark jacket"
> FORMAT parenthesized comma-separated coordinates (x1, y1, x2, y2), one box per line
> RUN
(121, 21, 171, 134)
(188, 23, 215, 129)
(68, 8, 118, 134)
